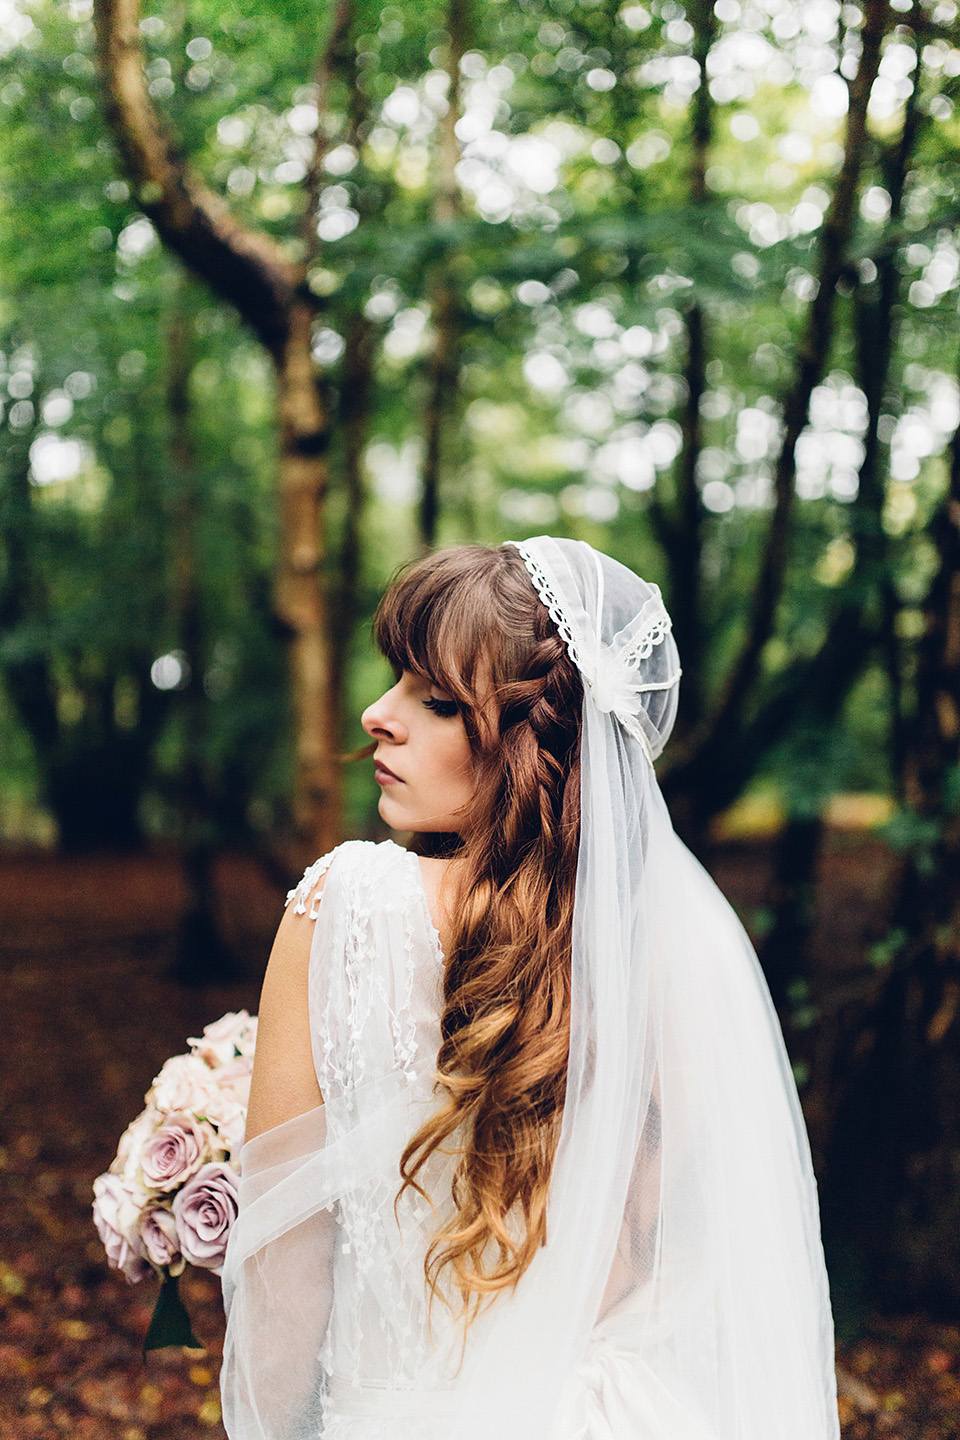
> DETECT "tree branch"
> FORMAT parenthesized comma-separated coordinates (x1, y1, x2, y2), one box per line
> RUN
(93, 0, 297, 357)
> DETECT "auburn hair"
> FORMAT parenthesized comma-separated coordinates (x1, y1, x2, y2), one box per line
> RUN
(373, 543, 583, 1326)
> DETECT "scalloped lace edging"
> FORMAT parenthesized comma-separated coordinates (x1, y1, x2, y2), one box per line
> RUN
(620, 612, 673, 672)
(507, 541, 583, 667)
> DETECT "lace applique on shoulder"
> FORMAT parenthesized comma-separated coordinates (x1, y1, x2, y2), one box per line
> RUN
(309, 841, 424, 1094)
(286, 849, 338, 919)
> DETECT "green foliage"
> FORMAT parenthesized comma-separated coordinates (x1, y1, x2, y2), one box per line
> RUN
(867, 926, 907, 970)
(880, 807, 942, 855)
(2, 0, 960, 845)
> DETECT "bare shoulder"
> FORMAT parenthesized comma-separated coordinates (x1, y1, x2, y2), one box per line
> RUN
(270, 878, 324, 966)
(244, 866, 330, 1142)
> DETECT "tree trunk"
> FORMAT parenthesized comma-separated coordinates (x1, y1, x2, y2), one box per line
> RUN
(275, 300, 340, 852)
(663, 0, 892, 832)
(330, 312, 373, 740)
(419, 0, 468, 551)
(93, 0, 346, 857)
(667, 0, 717, 737)
(760, 812, 825, 1018)
(326, 20, 372, 746)
(166, 288, 238, 981)
(757, 34, 924, 1054)
(822, 333, 960, 1312)
(0, 404, 58, 763)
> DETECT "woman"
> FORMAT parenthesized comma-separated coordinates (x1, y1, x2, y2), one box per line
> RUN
(220, 537, 840, 1440)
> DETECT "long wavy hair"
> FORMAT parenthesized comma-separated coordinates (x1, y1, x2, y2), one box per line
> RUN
(373, 543, 583, 1325)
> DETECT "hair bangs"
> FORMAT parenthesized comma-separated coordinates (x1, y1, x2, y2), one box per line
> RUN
(373, 548, 505, 708)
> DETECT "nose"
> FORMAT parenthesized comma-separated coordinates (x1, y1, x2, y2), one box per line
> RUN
(361, 683, 406, 742)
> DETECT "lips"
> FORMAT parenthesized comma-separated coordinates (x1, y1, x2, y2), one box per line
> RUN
(373, 756, 402, 783)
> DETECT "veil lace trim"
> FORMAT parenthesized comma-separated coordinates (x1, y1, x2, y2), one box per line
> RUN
(507, 540, 678, 767)
(506, 540, 584, 667)
(507, 539, 674, 675)
(620, 614, 673, 671)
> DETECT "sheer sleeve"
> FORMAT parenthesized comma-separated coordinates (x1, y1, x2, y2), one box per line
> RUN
(220, 1108, 335, 1440)
(220, 849, 338, 1440)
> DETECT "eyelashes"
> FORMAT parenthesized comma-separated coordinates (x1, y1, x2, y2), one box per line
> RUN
(422, 696, 460, 719)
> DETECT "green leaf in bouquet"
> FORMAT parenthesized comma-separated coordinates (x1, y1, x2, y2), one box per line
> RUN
(143, 1271, 201, 1354)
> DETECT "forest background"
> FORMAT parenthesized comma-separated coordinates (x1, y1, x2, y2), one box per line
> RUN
(3, 0, 960, 1434)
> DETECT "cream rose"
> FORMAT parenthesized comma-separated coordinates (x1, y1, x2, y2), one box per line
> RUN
(114, 1106, 161, 1184)
(93, 1174, 150, 1283)
(214, 1054, 253, 1101)
(198, 1091, 245, 1155)
(149, 1053, 215, 1114)
(188, 1011, 257, 1067)
(200, 1055, 251, 1148)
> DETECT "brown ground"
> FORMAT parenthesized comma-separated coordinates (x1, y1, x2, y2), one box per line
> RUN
(0, 839, 957, 1439)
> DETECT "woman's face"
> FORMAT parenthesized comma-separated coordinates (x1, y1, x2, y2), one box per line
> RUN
(360, 669, 476, 834)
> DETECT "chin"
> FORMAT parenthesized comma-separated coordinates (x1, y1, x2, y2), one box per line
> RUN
(378, 795, 407, 829)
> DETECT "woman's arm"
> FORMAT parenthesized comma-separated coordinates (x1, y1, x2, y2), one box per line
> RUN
(244, 876, 326, 1144)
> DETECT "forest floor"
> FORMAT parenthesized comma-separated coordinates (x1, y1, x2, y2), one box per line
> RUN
(0, 839, 958, 1440)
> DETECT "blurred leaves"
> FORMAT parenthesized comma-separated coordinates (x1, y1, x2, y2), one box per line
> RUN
(2, 0, 960, 843)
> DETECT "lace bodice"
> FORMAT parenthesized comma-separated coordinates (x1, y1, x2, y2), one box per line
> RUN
(284, 841, 464, 1419)
(288, 840, 443, 1100)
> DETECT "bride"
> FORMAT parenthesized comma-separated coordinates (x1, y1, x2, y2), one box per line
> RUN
(220, 536, 840, 1440)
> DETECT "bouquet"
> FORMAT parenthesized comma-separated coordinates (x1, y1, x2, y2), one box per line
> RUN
(92, 1011, 256, 1349)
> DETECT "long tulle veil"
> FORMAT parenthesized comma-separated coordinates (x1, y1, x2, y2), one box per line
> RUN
(436, 536, 840, 1438)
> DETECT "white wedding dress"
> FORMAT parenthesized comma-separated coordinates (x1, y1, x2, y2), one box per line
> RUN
(222, 838, 716, 1438)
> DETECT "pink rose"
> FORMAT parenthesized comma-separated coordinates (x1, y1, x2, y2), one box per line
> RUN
(140, 1113, 210, 1193)
(139, 1203, 184, 1274)
(189, 1011, 257, 1067)
(92, 1174, 150, 1283)
(173, 1163, 239, 1273)
(149, 1053, 215, 1114)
